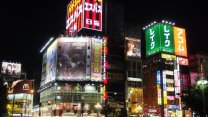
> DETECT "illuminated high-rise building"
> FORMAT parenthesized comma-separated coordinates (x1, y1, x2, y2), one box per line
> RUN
(142, 21, 189, 117)
(38, 36, 104, 116)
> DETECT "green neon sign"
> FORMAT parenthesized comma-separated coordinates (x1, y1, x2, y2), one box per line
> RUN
(145, 23, 174, 57)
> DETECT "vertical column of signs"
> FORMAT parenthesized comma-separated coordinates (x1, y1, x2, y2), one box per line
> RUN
(91, 38, 103, 81)
(103, 37, 108, 100)
(162, 71, 168, 117)
(157, 71, 162, 105)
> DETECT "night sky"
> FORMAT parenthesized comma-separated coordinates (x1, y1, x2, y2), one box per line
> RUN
(0, 0, 208, 78)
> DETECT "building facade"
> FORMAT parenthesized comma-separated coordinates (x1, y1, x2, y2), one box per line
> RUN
(142, 21, 189, 116)
(38, 36, 104, 116)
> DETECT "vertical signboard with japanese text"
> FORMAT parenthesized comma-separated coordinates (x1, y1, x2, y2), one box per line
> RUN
(84, 0, 102, 31)
(160, 23, 174, 54)
(66, 0, 102, 36)
(174, 27, 187, 57)
(145, 24, 160, 57)
(91, 38, 103, 81)
(66, 0, 84, 36)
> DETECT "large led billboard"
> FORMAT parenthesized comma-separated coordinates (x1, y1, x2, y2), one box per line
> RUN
(145, 23, 174, 57)
(91, 38, 103, 81)
(57, 37, 91, 81)
(126, 37, 141, 58)
(1, 62, 21, 78)
(41, 37, 103, 83)
(174, 27, 187, 57)
(46, 40, 57, 84)
(66, 0, 103, 36)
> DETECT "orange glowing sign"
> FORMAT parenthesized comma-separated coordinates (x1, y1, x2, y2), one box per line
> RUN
(173, 27, 187, 57)
(178, 57, 189, 66)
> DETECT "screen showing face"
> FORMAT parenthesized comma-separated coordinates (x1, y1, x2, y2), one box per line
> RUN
(126, 39, 141, 58)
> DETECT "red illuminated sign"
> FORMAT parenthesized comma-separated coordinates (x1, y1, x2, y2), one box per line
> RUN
(66, 0, 83, 36)
(84, 0, 102, 31)
(66, 0, 102, 36)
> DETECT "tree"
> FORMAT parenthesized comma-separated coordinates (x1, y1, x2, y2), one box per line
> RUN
(0, 78, 8, 116)
(181, 80, 208, 116)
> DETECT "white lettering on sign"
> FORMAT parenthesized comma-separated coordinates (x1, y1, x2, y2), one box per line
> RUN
(85, 19, 100, 26)
(164, 25, 170, 47)
(150, 29, 155, 49)
(66, 4, 83, 29)
(85, 3, 102, 13)
(177, 28, 184, 51)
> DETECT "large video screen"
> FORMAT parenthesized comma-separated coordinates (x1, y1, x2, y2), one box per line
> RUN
(56, 37, 90, 81)
(126, 37, 141, 58)
(1, 62, 21, 78)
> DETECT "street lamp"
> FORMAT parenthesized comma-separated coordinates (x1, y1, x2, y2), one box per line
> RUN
(197, 79, 208, 117)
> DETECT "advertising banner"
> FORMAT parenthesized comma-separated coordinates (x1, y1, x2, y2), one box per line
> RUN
(4, 80, 33, 94)
(91, 38, 102, 81)
(1, 62, 21, 78)
(66, 0, 84, 36)
(174, 27, 187, 57)
(84, 0, 102, 31)
(145, 23, 174, 57)
(46, 40, 57, 84)
(66, 0, 102, 36)
(57, 37, 89, 81)
(41, 52, 47, 86)
(160, 24, 174, 54)
(126, 37, 141, 58)
(145, 24, 160, 57)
